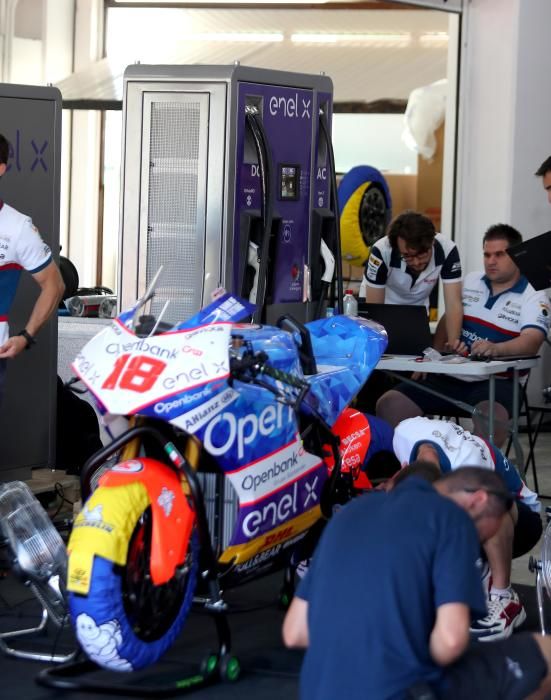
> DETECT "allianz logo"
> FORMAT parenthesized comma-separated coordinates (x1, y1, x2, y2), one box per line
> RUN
(203, 403, 294, 460)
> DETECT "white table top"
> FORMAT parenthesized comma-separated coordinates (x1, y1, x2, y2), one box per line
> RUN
(376, 355, 539, 376)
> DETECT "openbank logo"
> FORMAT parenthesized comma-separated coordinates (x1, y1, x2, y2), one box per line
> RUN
(154, 384, 215, 415)
(203, 403, 294, 461)
(242, 452, 298, 491)
(229, 438, 323, 504)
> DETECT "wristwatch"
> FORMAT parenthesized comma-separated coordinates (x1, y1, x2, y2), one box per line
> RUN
(17, 329, 36, 349)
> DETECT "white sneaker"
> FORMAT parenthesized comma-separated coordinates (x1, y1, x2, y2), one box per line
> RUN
(470, 588, 526, 642)
(295, 559, 311, 580)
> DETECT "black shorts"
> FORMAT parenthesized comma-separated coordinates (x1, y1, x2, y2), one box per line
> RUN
(513, 500, 543, 559)
(440, 633, 547, 700)
(394, 375, 516, 417)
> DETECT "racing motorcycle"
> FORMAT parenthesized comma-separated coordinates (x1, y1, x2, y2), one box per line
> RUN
(59, 277, 387, 681)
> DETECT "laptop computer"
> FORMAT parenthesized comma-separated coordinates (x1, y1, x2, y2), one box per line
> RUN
(357, 302, 433, 355)
(507, 231, 551, 290)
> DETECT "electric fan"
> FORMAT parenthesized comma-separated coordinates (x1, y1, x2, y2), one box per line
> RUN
(0, 481, 74, 662)
(529, 515, 551, 634)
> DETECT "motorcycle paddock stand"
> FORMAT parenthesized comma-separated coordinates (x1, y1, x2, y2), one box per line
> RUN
(35, 594, 238, 696)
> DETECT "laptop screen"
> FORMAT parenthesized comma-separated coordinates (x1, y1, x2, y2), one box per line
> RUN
(357, 303, 433, 355)
(507, 231, 551, 291)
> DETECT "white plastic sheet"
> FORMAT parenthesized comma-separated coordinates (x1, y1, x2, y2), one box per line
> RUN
(402, 79, 447, 161)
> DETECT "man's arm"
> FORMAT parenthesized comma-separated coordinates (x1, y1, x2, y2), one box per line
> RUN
(365, 286, 385, 304)
(282, 596, 309, 649)
(0, 260, 65, 359)
(470, 327, 544, 358)
(442, 282, 463, 351)
(429, 602, 470, 666)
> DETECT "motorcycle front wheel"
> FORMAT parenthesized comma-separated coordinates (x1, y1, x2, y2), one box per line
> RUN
(68, 486, 199, 672)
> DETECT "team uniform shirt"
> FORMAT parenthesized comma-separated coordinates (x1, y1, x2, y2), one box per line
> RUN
(297, 479, 486, 700)
(0, 201, 52, 345)
(363, 413, 395, 465)
(461, 270, 550, 349)
(457, 271, 551, 382)
(361, 233, 462, 307)
(393, 417, 540, 512)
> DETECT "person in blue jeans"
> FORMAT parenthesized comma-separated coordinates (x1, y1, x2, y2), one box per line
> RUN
(283, 467, 551, 700)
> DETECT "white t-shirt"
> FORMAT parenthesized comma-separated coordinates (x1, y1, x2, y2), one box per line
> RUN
(0, 201, 52, 344)
(361, 233, 462, 307)
(393, 417, 540, 512)
(461, 271, 550, 347)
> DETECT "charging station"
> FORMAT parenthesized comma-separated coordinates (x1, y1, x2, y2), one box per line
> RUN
(119, 64, 338, 325)
(0, 83, 62, 480)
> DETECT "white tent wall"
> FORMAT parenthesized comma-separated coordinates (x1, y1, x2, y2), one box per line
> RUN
(456, 0, 551, 402)
(456, 0, 551, 268)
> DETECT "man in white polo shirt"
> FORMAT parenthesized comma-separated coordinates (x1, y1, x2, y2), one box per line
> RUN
(376, 224, 551, 435)
(393, 415, 542, 642)
(360, 210, 464, 351)
(0, 132, 64, 405)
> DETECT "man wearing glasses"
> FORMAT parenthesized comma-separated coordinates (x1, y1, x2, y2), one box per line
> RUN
(376, 224, 550, 436)
(284, 466, 551, 700)
(393, 416, 541, 643)
(360, 210, 464, 352)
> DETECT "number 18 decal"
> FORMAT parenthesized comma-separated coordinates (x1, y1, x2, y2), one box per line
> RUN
(102, 354, 166, 393)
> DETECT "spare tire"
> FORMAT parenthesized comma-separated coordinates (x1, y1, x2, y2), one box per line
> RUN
(59, 255, 79, 300)
(338, 166, 392, 267)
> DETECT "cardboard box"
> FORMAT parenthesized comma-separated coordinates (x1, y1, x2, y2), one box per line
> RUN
(416, 122, 444, 231)
(384, 173, 418, 216)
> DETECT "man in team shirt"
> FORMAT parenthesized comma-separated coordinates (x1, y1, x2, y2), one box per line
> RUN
(376, 224, 551, 436)
(360, 210, 463, 351)
(393, 415, 542, 641)
(0, 132, 64, 405)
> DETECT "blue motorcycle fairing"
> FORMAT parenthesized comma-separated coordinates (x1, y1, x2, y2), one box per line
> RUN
(302, 315, 388, 427)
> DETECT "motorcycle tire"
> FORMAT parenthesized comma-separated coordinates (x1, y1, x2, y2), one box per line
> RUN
(338, 165, 391, 267)
(68, 485, 199, 672)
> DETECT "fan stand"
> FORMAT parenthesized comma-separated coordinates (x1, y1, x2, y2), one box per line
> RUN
(0, 603, 77, 663)
(529, 556, 548, 635)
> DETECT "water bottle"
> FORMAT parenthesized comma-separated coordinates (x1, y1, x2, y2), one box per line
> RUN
(343, 290, 358, 316)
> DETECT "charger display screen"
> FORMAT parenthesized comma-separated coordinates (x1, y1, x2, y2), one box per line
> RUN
(279, 165, 300, 201)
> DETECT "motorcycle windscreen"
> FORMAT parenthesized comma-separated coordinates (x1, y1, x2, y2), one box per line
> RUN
(302, 315, 388, 427)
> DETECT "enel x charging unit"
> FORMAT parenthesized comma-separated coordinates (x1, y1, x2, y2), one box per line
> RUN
(118, 64, 337, 324)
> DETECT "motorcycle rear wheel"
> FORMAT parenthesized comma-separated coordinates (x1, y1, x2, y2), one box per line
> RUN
(69, 488, 199, 672)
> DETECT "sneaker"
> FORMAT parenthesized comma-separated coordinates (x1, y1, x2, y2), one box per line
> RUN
(295, 559, 311, 580)
(470, 589, 526, 642)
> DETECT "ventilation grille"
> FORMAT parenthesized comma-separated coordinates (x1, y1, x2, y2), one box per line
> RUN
(146, 100, 205, 323)
(196, 473, 239, 554)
